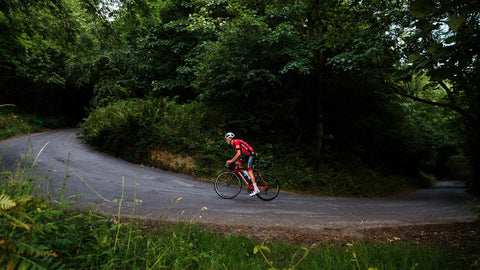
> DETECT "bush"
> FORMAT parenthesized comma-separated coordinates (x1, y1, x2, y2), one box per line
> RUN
(79, 98, 225, 176)
(0, 106, 42, 140)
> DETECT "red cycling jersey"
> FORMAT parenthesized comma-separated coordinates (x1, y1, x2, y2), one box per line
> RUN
(233, 139, 255, 156)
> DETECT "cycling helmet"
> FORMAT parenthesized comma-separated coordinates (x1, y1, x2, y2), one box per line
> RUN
(225, 132, 235, 139)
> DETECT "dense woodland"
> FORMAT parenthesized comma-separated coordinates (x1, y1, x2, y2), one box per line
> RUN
(1, 0, 479, 195)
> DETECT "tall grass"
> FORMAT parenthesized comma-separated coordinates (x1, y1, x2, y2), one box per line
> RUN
(0, 145, 457, 269)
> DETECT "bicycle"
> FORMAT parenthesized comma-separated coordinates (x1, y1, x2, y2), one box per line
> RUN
(214, 160, 280, 201)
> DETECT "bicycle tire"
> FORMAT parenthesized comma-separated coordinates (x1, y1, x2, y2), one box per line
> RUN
(214, 172, 242, 199)
(254, 173, 280, 201)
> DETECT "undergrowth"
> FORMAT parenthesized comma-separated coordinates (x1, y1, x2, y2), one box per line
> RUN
(0, 105, 42, 140)
(78, 98, 226, 176)
(0, 105, 73, 140)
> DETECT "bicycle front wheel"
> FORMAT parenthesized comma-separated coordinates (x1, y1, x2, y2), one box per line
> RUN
(214, 172, 242, 199)
(254, 173, 280, 201)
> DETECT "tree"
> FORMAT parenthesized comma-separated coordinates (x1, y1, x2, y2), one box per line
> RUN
(381, 0, 480, 191)
(187, 0, 403, 145)
(187, 0, 296, 138)
(0, 0, 101, 119)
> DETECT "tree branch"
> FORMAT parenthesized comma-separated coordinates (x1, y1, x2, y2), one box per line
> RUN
(438, 79, 455, 100)
(384, 81, 473, 122)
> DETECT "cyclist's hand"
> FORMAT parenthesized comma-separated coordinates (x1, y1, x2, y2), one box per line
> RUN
(225, 160, 232, 167)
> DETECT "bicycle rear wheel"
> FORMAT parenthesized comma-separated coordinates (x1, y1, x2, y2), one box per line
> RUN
(214, 172, 242, 199)
(254, 173, 280, 201)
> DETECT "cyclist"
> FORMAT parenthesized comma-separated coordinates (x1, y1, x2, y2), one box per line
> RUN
(224, 132, 260, 196)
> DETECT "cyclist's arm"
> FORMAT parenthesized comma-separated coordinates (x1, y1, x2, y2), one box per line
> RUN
(226, 150, 242, 165)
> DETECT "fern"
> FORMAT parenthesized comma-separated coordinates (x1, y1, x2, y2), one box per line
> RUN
(1, 238, 54, 258)
(0, 193, 31, 230)
(2, 251, 50, 270)
(0, 198, 58, 270)
(1, 211, 31, 230)
(0, 193, 16, 210)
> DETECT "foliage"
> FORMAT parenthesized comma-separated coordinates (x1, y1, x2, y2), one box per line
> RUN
(0, 106, 77, 140)
(66, 0, 209, 107)
(67, 51, 148, 107)
(265, 148, 419, 197)
(382, 0, 480, 189)
(1, 0, 75, 85)
(0, 106, 42, 140)
(0, 0, 99, 120)
(0, 146, 66, 269)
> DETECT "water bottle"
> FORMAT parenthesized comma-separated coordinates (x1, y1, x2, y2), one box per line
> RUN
(243, 172, 251, 184)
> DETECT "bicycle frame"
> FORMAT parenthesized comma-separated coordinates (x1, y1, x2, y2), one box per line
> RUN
(232, 165, 268, 191)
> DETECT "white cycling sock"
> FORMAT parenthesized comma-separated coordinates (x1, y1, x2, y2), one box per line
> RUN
(253, 183, 259, 191)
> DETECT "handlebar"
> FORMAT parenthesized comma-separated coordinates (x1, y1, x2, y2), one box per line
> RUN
(226, 163, 236, 171)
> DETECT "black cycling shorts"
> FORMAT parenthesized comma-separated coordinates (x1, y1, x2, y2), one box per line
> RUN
(239, 153, 256, 169)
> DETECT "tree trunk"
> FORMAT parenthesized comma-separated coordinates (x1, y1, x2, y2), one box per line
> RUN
(316, 112, 324, 152)
(466, 119, 480, 194)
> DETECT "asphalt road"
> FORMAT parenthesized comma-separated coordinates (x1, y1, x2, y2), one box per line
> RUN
(0, 129, 476, 231)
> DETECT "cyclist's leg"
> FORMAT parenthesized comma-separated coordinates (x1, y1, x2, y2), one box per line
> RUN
(246, 155, 260, 196)
(237, 156, 248, 176)
(247, 154, 256, 184)
(255, 173, 280, 201)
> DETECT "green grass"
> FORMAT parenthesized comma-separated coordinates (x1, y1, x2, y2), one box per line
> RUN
(0, 149, 458, 270)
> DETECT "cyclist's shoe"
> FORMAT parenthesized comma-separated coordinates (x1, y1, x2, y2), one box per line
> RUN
(249, 190, 260, 197)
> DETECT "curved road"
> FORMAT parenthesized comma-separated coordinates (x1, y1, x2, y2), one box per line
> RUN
(0, 129, 476, 233)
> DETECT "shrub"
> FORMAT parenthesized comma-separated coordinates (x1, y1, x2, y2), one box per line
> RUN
(79, 98, 225, 176)
(0, 106, 42, 140)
